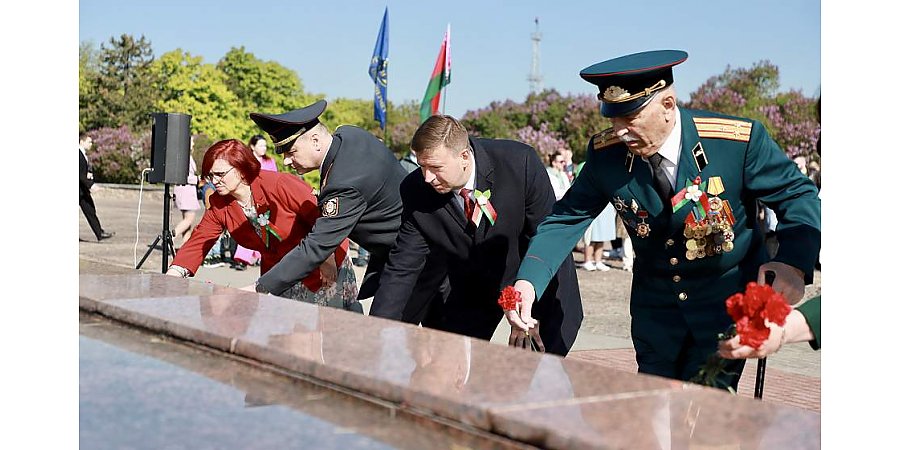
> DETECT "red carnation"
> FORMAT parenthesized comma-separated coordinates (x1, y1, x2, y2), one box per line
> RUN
(498, 286, 521, 312)
(724, 282, 792, 349)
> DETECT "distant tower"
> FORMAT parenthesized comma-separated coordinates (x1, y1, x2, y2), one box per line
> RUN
(528, 17, 543, 93)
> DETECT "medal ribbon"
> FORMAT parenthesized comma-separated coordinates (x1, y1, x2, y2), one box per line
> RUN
(672, 176, 709, 215)
(474, 189, 497, 226)
(253, 210, 284, 248)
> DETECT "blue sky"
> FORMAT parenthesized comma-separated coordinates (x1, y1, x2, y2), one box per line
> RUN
(79, 0, 820, 118)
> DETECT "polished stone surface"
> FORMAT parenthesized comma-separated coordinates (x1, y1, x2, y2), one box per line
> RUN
(491, 387, 820, 449)
(80, 264, 820, 449)
(80, 313, 526, 450)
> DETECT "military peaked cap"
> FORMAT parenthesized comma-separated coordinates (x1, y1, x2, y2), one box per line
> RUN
(580, 50, 688, 118)
(249, 100, 327, 154)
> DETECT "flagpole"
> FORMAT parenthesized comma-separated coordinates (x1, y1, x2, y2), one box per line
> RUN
(442, 23, 450, 115)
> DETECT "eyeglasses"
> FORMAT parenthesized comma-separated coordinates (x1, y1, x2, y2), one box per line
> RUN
(205, 167, 235, 183)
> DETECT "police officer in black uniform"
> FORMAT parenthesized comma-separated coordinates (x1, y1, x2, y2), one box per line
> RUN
(249, 100, 409, 305)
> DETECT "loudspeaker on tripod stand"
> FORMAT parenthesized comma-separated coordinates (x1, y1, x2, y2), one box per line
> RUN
(147, 112, 192, 185)
(136, 112, 192, 272)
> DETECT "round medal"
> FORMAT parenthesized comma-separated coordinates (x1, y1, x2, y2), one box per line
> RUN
(686, 239, 698, 251)
(636, 222, 650, 238)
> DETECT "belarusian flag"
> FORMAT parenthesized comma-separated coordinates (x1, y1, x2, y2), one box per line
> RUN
(419, 25, 451, 123)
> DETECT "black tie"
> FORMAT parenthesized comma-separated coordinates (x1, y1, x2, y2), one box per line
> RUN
(648, 153, 673, 203)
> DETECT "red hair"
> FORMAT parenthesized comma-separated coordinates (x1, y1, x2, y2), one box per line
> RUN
(201, 139, 261, 183)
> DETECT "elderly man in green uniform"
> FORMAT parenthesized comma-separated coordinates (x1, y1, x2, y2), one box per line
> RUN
(510, 50, 821, 390)
(248, 100, 410, 306)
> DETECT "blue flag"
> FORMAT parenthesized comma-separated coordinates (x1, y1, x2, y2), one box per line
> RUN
(369, 7, 389, 130)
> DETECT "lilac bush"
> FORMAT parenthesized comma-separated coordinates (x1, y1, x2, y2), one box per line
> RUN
(516, 123, 570, 161)
(87, 125, 151, 184)
(759, 91, 820, 160)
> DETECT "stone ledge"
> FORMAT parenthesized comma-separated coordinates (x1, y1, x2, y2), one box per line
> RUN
(79, 264, 820, 449)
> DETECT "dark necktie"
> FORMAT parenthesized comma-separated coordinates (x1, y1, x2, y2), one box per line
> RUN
(648, 153, 673, 203)
(459, 188, 475, 222)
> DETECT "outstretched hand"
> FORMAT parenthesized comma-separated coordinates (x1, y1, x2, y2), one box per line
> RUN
(508, 320, 545, 352)
(718, 322, 786, 359)
(319, 254, 338, 286)
(504, 280, 538, 332)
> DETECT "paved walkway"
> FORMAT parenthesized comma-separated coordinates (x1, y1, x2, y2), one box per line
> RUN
(567, 348, 820, 412)
(80, 185, 821, 413)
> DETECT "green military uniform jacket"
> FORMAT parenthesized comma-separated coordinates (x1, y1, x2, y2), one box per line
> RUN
(517, 108, 821, 361)
(796, 295, 821, 350)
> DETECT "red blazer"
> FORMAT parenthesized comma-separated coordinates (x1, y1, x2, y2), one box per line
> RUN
(172, 170, 348, 291)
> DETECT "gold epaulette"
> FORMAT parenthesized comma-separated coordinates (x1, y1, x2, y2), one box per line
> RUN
(591, 128, 621, 151)
(693, 117, 752, 142)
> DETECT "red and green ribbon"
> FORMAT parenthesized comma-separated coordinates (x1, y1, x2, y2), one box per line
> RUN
(254, 210, 284, 248)
(473, 189, 498, 226)
(672, 176, 709, 220)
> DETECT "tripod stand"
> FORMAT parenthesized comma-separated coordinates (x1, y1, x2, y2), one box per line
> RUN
(136, 183, 177, 272)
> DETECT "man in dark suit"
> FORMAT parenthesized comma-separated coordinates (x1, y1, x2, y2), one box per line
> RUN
(511, 50, 820, 389)
(79, 132, 114, 241)
(249, 100, 409, 306)
(370, 115, 583, 356)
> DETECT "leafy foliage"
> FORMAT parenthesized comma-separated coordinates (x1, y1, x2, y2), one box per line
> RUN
(217, 47, 314, 113)
(86, 126, 151, 184)
(79, 34, 819, 184)
(462, 89, 610, 162)
(684, 60, 820, 161)
(79, 41, 100, 133)
(81, 35, 159, 132)
(383, 100, 424, 155)
(152, 49, 251, 143)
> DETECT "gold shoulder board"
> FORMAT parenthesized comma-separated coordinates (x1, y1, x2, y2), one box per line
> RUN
(693, 117, 752, 142)
(591, 128, 621, 150)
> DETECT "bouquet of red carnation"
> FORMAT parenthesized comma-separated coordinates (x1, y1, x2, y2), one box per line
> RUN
(692, 281, 792, 391)
(724, 282, 792, 348)
(497, 285, 521, 312)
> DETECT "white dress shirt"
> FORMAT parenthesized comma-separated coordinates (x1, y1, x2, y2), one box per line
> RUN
(642, 107, 682, 190)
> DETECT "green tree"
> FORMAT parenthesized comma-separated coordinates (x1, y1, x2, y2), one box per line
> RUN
(152, 49, 252, 143)
(83, 34, 159, 132)
(320, 97, 379, 132)
(217, 47, 313, 113)
(683, 60, 781, 124)
(79, 41, 100, 133)
(382, 100, 421, 156)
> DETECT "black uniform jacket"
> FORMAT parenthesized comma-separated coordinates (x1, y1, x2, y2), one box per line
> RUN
(257, 125, 408, 297)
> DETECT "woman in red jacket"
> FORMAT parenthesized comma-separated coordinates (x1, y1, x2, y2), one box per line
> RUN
(167, 139, 358, 310)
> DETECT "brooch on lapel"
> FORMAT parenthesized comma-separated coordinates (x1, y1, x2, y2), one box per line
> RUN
(672, 176, 735, 260)
(470, 189, 498, 227)
(251, 208, 285, 248)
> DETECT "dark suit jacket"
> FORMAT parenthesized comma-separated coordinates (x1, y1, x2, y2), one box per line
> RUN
(79, 150, 94, 194)
(370, 137, 583, 355)
(257, 126, 408, 296)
